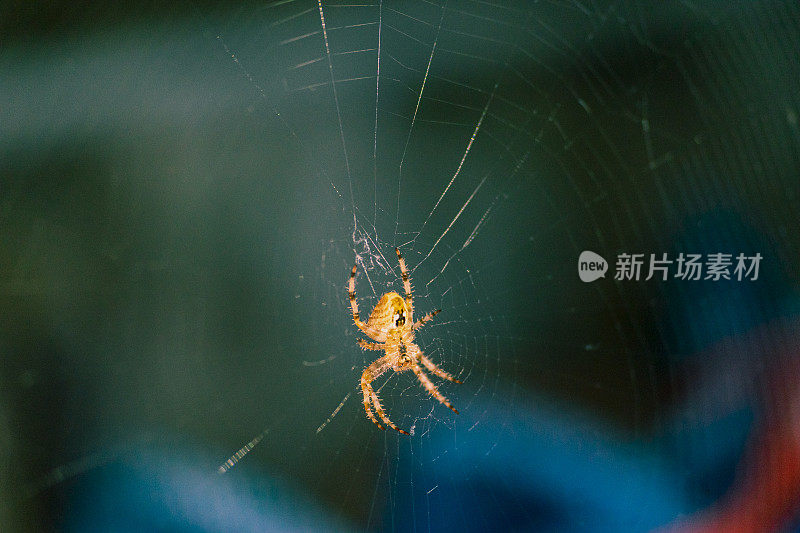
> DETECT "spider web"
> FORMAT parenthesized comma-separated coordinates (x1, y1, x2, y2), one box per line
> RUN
(4, 0, 800, 531)
(209, 0, 574, 527)
(214, 0, 669, 529)
(208, 1, 800, 530)
(213, 0, 529, 516)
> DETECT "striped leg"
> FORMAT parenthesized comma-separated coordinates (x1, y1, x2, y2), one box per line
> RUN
(395, 248, 414, 314)
(412, 309, 441, 330)
(349, 265, 386, 341)
(419, 352, 462, 383)
(362, 387, 384, 431)
(411, 363, 459, 414)
(361, 358, 388, 431)
(361, 358, 409, 435)
(370, 389, 409, 435)
(357, 339, 384, 350)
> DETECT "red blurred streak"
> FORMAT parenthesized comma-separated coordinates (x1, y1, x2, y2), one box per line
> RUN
(665, 320, 800, 533)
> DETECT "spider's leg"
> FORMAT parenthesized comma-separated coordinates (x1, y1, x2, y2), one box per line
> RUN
(412, 309, 441, 331)
(361, 359, 388, 431)
(362, 390, 384, 431)
(370, 389, 409, 436)
(361, 356, 409, 435)
(395, 248, 414, 315)
(349, 265, 386, 341)
(418, 351, 462, 384)
(362, 392, 384, 431)
(411, 363, 459, 414)
(357, 339, 385, 351)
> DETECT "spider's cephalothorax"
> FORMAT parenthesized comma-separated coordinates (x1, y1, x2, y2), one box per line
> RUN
(348, 248, 462, 435)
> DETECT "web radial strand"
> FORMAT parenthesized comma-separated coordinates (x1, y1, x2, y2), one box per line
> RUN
(414, 81, 498, 245)
(317, 0, 356, 228)
(394, 2, 447, 245)
(217, 428, 269, 474)
(373, 0, 383, 231)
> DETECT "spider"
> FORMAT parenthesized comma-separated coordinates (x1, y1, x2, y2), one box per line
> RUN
(349, 247, 461, 435)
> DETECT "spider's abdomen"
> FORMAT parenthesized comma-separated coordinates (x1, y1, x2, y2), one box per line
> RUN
(367, 291, 410, 334)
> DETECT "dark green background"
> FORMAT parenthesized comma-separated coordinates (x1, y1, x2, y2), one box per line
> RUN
(2, 1, 799, 531)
